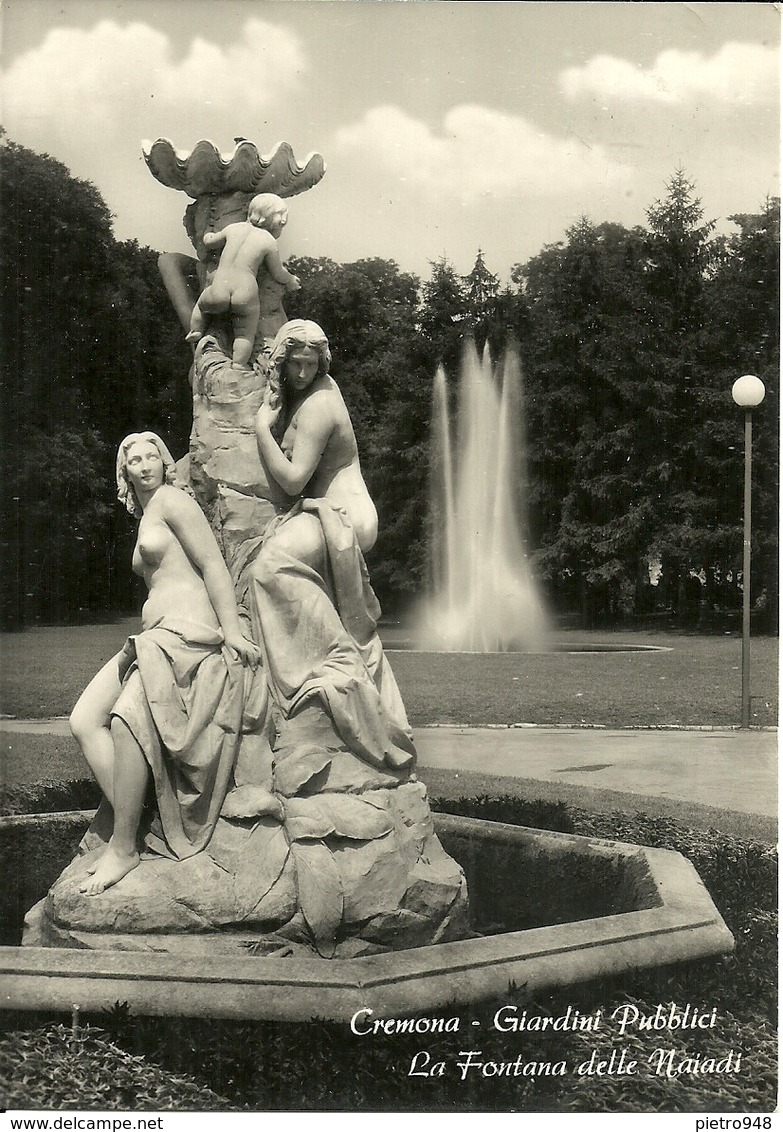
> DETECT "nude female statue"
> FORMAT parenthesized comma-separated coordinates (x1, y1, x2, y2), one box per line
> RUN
(254, 319, 378, 553)
(69, 432, 259, 894)
(239, 321, 413, 773)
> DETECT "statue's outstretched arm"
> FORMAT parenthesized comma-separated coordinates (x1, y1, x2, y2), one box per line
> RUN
(259, 232, 300, 290)
(158, 251, 201, 332)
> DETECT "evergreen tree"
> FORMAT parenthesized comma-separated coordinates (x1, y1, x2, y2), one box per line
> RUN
(700, 198, 780, 628)
(462, 249, 501, 350)
(514, 178, 778, 629)
(418, 258, 468, 374)
(517, 218, 659, 623)
(642, 170, 726, 619)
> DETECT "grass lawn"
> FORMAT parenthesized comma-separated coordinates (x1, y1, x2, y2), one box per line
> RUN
(0, 621, 778, 726)
(0, 619, 138, 719)
(388, 630, 778, 728)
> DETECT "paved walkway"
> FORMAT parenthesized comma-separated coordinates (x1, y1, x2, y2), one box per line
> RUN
(1, 717, 777, 819)
(414, 725, 777, 818)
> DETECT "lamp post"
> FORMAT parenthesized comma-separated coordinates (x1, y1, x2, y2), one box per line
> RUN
(730, 374, 766, 728)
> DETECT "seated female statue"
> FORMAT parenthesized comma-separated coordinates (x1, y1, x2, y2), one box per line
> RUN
(254, 318, 378, 554)
(237, 321, 414, 775)
(69, 432, 259, 895)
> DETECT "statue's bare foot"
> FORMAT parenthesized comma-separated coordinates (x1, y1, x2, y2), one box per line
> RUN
(185, 330, 202, 344)
(79, 846, 139, 895)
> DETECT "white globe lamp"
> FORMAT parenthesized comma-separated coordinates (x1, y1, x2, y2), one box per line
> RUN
(731, 374, 766, 408)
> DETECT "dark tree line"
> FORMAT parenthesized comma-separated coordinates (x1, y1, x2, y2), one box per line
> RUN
(1, 135, 190, 626)
(1, 136, 778, 631)
(514, 175, 778, 629)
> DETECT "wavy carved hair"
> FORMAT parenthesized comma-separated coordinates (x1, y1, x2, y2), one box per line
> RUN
(116, 431, 178, 517)
(268, 319, 332, 387)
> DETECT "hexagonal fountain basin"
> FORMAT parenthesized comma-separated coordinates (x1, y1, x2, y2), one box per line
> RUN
(0, 811, 732, 1021)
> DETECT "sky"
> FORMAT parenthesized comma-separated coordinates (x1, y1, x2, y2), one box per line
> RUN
(1, 1, 779, 282)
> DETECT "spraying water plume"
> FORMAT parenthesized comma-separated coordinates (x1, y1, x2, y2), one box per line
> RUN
(418, 340, 550, 652)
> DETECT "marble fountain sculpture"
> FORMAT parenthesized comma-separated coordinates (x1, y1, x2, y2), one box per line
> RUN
(3, 138, 732, 1022)
(24, 137, 470, 960)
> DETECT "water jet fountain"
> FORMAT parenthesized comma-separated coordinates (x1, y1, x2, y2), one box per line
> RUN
(418, 340, 550, 652)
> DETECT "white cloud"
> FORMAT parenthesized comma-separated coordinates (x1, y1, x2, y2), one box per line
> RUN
(560, 42, 779, 106)
(334, 105, 630, 202)
(1, 18, 305, 133)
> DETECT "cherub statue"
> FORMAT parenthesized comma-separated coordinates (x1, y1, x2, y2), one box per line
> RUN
(186, 193, 301, 365)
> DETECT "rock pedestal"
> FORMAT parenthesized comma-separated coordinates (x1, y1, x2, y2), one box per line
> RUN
(28, 706, 469, 958)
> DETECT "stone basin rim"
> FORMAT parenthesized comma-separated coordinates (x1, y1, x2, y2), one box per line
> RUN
(2, 812, 733, 1021)
(1, 906, 722, 985)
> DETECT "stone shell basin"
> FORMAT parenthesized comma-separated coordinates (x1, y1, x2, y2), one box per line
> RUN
(142, 137, 325, 199)
(0, 812, 732, 1022)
